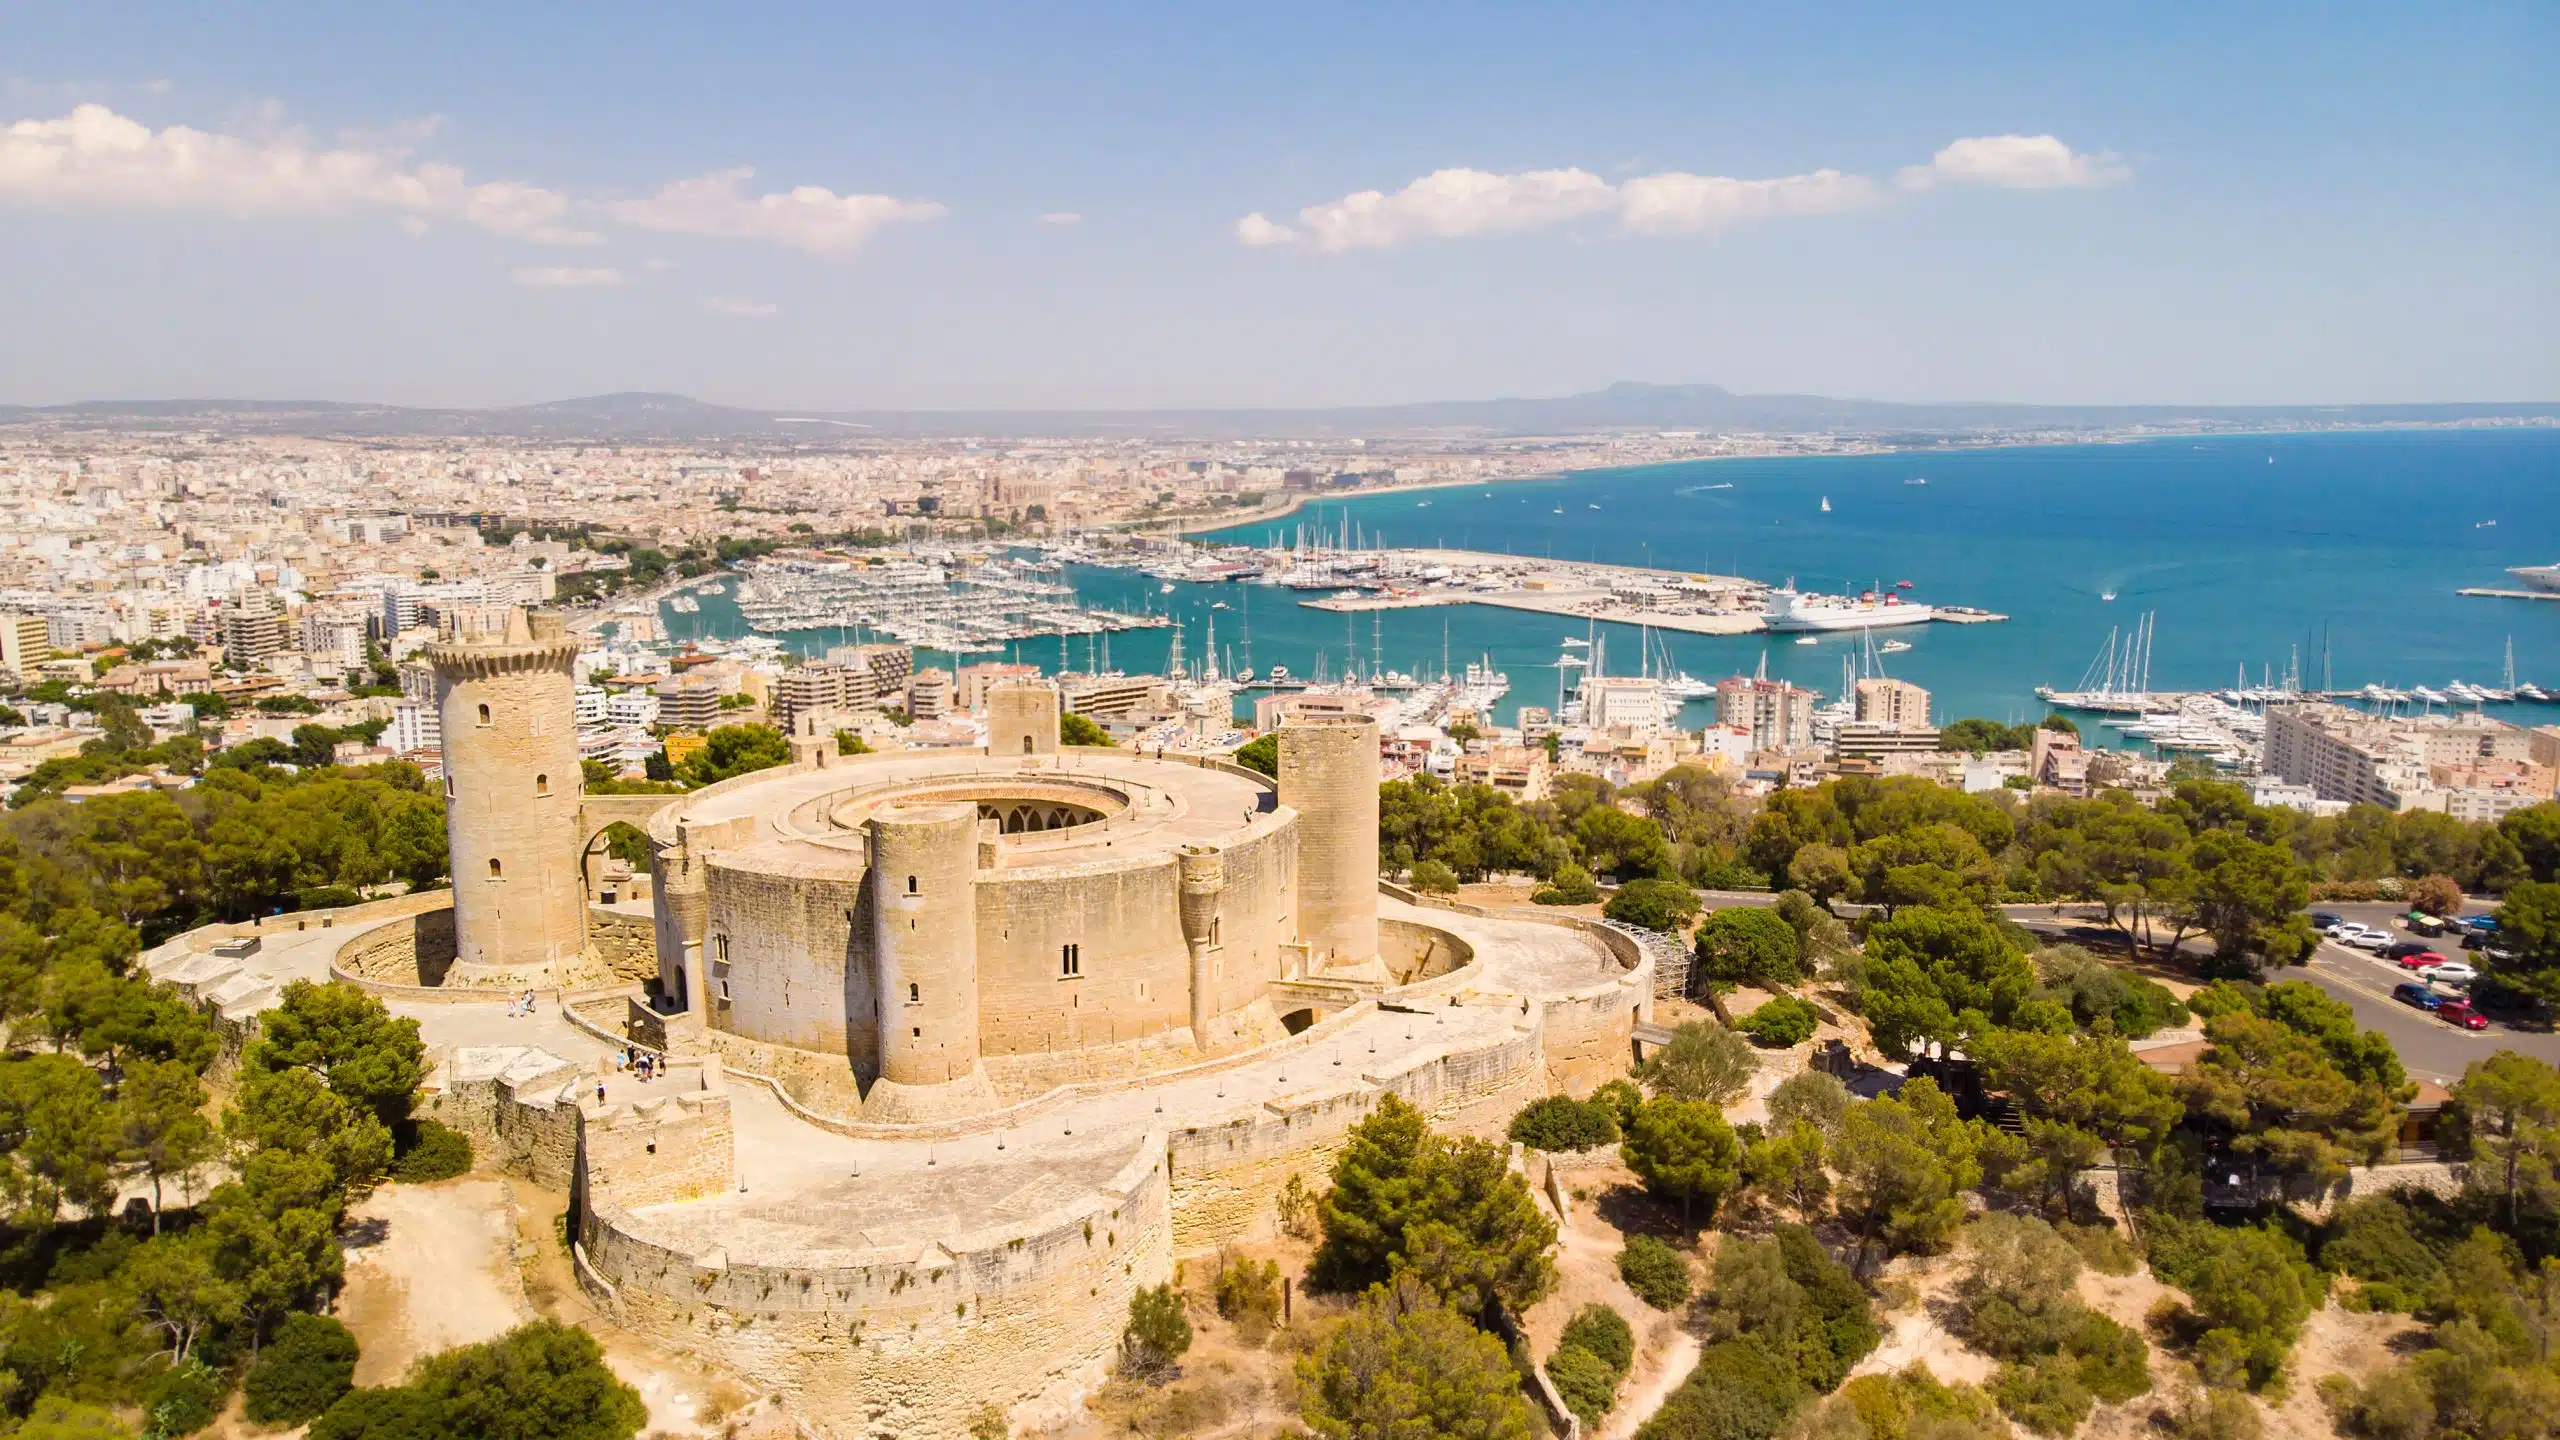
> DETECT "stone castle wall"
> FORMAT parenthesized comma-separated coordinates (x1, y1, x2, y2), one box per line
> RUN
(587, 909, 659, 983)
(579, 1137, 1172, 1440)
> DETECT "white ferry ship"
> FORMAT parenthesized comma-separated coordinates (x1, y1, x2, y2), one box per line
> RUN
(1760, 584, 1935, 633)
(2506, 563, 2560, 594)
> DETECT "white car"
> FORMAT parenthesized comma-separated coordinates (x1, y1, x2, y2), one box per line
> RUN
(2341, 928, 2394, 952)
(2327, 921, 2378, 942)
(2418, 962, 2479, 986)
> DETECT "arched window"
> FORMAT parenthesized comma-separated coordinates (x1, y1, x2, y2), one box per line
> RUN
(908, 982, 920, 1003)
(488, 858, 503, 879)
(535, 773, 549, 796)
(1022, 735, 1034, 755)
(906, 874, 918, 894)
(477, 703, 491, 726)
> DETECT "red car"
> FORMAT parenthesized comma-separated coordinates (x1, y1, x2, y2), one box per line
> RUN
(2394, 950, 2448, 970)
(2438, 1001, 2490, 1031)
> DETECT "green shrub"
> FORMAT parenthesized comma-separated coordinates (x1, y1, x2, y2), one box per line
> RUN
(1409, 859, 1461, 895)
(143, 1361, 225, 1438)
(2144, 1216, 2321, 1390)
(1619, 1234, 1694, 1310)
(1534, 863, 1601, 906)
(1736, 996, 1819, 1048)
(2056, 1221, 2138, 1276)
(1636, 1337, 1809, 1440)
(1705, 1226, 1877, 1393)
(294, 886, 365, 912)
(1122, 1282, 1193, 1380)
(1509, 1095, 1621, 1152)
(310, 1387, 458, 1440)
(1991, 1354, 2094, 1437)
(1593, 1078, 1645, 1130)
(2067, 1311, 2151, 1403)
(1605, 878, 1702, 931)
(1548, 1343, 1623, 1425)
(1560, 1303, 1636, 1374)
(245, 1313, 361, 1423)
(392, 1119, 473, 1183)
(2316, 1193, 2453, 1313)
(1212, 1248, 1282, 1334)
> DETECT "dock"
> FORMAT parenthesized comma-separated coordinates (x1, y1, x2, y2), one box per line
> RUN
(2458, 587, 2560, 603)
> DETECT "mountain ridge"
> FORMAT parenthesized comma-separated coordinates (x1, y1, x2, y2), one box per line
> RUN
(2, 382, 2552, 442)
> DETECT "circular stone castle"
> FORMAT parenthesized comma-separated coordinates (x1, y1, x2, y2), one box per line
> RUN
(358, 617, 1655, 1437)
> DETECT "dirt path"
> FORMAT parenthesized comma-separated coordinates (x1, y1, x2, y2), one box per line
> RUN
(1599, 1326, 1699, 1440)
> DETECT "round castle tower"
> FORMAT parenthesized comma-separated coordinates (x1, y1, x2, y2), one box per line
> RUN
(1277, 713, 1380, 967)
(862, 802, 1001, 1121)
(429, 608, 587, 983)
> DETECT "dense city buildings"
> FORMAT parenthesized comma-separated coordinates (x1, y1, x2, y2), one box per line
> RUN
(2264, 702, 2556, 818)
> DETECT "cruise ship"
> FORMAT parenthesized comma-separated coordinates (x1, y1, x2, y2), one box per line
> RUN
(1760, 584, 1936, 633)
(2507, 563, 2560, 594)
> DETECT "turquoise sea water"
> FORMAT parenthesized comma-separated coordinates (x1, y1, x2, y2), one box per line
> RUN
(663, 428, 2560, 731)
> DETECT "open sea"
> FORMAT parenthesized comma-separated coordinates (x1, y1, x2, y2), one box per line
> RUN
(663, 428, 2560, 733)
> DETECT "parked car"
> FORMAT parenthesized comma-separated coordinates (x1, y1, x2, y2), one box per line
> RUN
(2386, 940, 2436, 960)
(2392, 982, 2447, 1010)
(2344, 929, 2394, 952)
(2394, 950, 2449, 970)
(2461, 929, 2487, 950)
(2419, 961, 2479, 986)
(2464, 914, 2501, 932)
(2328, 922, 2379, 945)
(2438, 1000, 2491, 1031)
(2310, 911, 2345, 930)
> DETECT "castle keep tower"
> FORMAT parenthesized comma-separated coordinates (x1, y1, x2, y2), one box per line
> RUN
(1278, 713, 1380, 966)
(987, 679, 1060, 757)
(429, 608, 587, 982)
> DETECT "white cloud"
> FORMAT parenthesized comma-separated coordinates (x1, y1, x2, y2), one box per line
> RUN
(1895, 135, 2127, 191)
(1618, 168, 1880, 234)
(1035, 210, 1081, 227)
(704, 296, 778, 316)
(640, 256, 676, 273)
(512, 265, 623, 287)
(0, 103, 599, 243)
(1235, 212, 1297, 247)
(1295, 167, 1618, 252)
(1243, 135, 2119, 251)
(608, 167, 944, 259)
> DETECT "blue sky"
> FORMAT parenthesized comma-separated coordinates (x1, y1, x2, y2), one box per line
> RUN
(1, 2, 2552, 410)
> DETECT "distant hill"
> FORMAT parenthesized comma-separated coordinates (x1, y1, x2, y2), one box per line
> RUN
(2, 381, 2552, 442)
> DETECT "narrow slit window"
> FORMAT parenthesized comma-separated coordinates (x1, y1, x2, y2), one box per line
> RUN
(477, 703, 491, 726)
(488, 858, 502, 879)
(907, 874, 918, 894)
(535, 773, 549, 796)
(1061, 943, 1081, 977)
(909, 982, 920, 1003)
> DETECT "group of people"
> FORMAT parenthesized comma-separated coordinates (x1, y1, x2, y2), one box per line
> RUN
(504, 989, 540, 1018)
(616, 1046, 664, 1082)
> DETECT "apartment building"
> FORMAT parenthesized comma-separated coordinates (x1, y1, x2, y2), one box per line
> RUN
(1715, 673, 1818, 753)
(2264, 703, 2549, 814)
(1853, 677, 1932, 730)
(0, 613, 52, 678)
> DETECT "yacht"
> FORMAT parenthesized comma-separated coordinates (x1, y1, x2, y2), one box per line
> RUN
(1880, 639, 1913, 654)
(1794, 635, 1818, 646)
(2518, 682, 2551, 702)
(2507, 563, 2560, 594)
(2412, 685, 2449, 705)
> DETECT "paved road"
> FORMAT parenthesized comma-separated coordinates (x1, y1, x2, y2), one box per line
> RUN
(1684, 890, 2556, 1087)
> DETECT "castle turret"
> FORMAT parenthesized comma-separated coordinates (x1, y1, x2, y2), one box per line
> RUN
(1177, 845, 1225, 1046)
(429, 608, 587, 983)
(1278, 713, 1380, 966)
(862, 802, 999, 1120)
